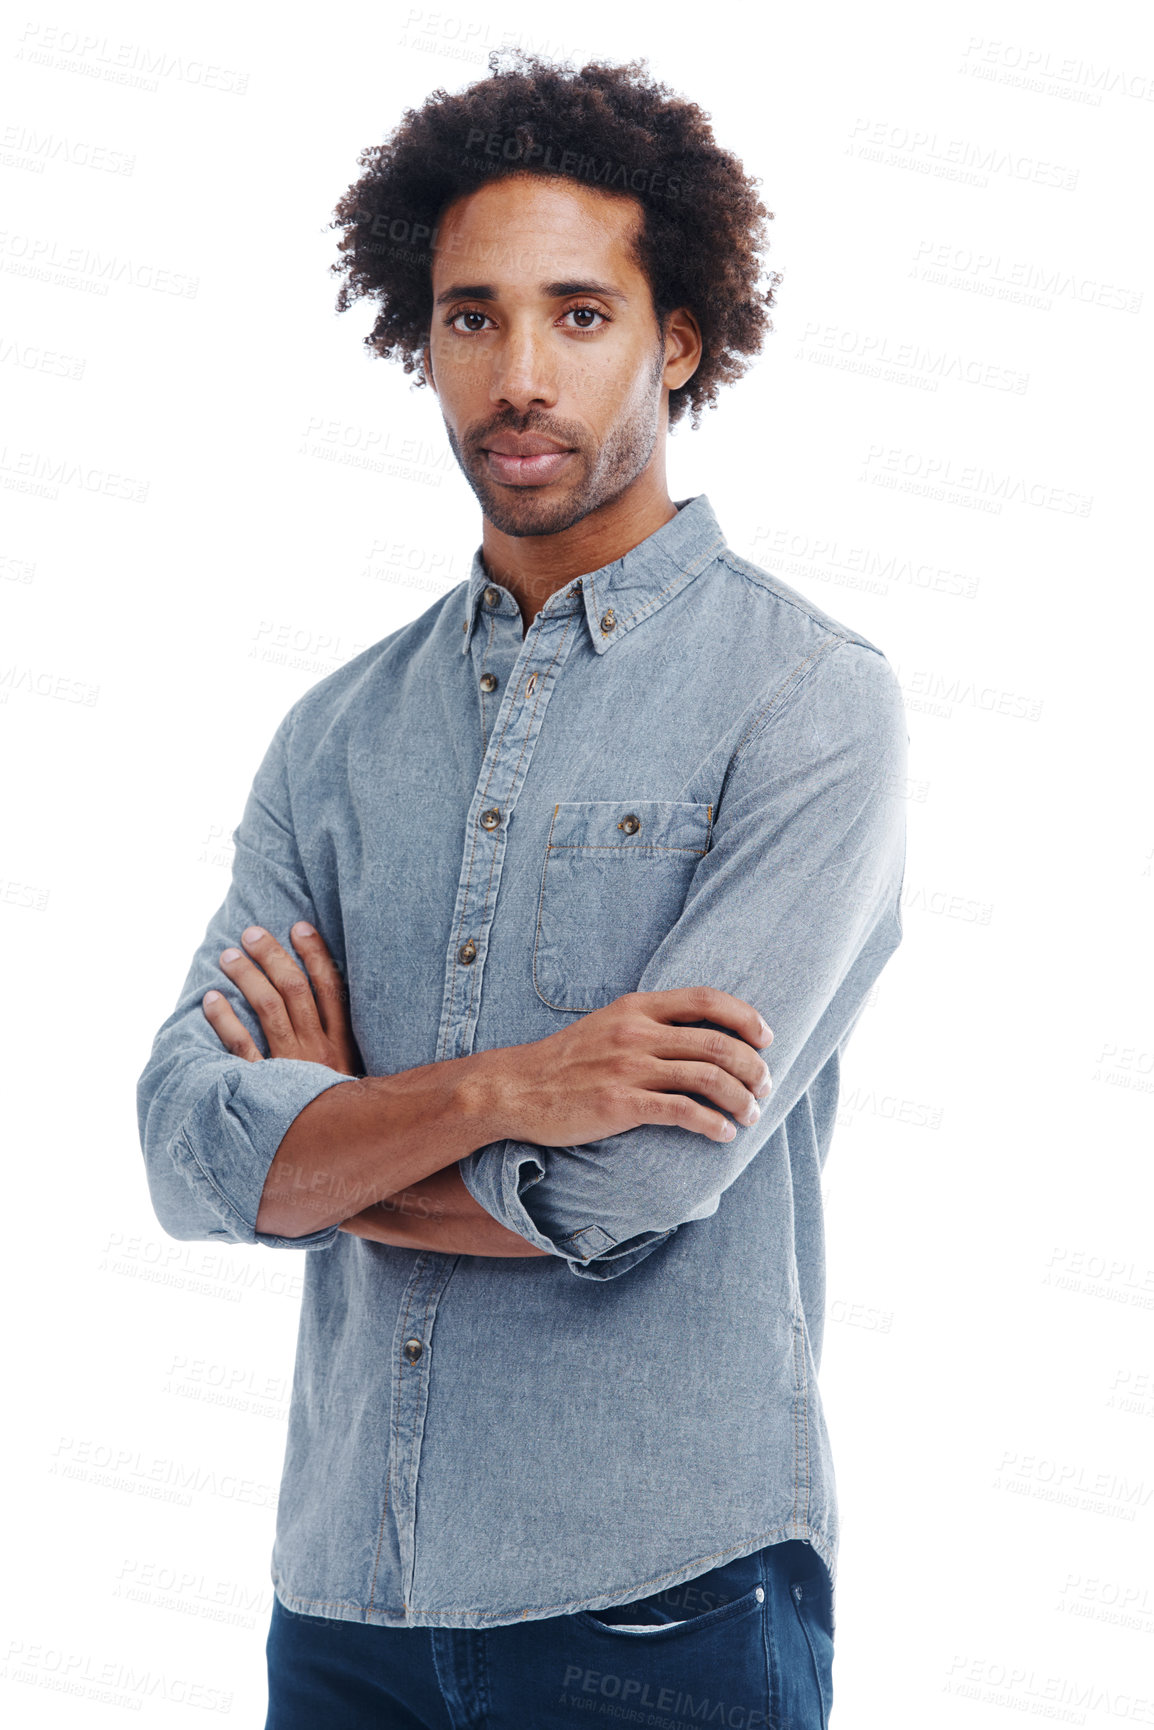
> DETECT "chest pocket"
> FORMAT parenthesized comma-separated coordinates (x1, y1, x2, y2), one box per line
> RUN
(533, 799, 715, 1013)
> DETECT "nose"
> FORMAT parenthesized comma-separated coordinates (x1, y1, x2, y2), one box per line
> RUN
(488, 316, 558, 415)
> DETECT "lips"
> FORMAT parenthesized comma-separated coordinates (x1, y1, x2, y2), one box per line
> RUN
(482, 445, 575, 486)
(483, 435, 570, 457)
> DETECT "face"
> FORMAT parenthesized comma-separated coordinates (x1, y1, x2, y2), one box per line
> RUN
(424, 174, 694, 538)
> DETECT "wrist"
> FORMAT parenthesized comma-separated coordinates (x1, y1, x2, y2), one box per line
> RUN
(456, 1045, 522, 1148)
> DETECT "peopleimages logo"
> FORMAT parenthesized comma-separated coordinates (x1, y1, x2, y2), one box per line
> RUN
(462, 129, 685, 199)
(859, 445, 1093, 517)
(559, 1664, 772, 1728)
(847, 116, 1079, 190)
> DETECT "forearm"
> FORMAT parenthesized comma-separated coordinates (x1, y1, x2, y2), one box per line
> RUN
(339, 1164, 549, 1257)
(254, 1048, 513, 1239)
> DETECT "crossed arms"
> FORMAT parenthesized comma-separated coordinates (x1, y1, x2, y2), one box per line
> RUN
(136, 637, 906, 1278)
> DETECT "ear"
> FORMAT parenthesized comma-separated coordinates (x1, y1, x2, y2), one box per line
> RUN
(662, 307, 702, 392)
(421, 345, 436, 394)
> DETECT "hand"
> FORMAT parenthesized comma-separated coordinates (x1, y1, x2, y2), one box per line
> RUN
(202, 921, 363, 1077)
(484, 986, 774, 1150)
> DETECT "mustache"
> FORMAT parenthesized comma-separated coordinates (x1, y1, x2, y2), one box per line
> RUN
(465, 416, 585, 453)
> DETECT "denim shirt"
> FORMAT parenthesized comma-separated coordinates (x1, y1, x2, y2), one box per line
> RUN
(136, 493, 907, 1631)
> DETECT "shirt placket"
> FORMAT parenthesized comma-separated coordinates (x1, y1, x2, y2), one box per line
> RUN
(389, 576, 585, 1621)
(434, 578, 586, 1066)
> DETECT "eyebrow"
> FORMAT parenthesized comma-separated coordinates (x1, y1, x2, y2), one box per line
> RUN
(434, 279, 630, 308)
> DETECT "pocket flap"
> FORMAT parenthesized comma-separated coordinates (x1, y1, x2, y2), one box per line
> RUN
(547, 799, 714, 854)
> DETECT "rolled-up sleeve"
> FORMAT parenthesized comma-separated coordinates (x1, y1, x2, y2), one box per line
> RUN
(458, 638, 909, 1278)
(135, 705, 358, 1249)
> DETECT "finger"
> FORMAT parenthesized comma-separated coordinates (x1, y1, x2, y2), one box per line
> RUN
(622, 1085, 741, 1144)
(633, 986, 773, 1052)
(218, 941, 298, 1046)
(287, 922, 352, 1040)
(650, 1023, 772, 1101)
(232, 927, 323, 1041)
(645, 1057, 764, 1131)
(202, 989, 265, 1062)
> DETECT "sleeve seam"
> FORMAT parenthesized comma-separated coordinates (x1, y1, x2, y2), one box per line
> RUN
(730, 635, 858, 769)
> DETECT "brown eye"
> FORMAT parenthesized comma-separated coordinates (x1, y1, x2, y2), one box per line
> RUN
(446, 308, 493, 333)
(564, 305, 608, 331)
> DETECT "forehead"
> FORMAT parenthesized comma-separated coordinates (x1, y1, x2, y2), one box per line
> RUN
(431, 174, 645, 285)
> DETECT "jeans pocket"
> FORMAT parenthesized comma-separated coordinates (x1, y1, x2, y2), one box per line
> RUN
(575, 1581, 764, 1641)
(533, 799, 714, 1012)
(789, 1570, 834, 1729)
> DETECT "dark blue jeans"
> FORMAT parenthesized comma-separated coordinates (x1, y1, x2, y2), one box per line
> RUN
(264, 1539, 833, 1729)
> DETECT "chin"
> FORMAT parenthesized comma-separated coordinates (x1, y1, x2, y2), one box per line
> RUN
(471, 478, 591, 538)
(485, 509, 584, 540)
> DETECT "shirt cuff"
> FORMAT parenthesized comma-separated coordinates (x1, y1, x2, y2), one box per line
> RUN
(170, 1060, 359, 1249)
(458, 1140, 677, 1280)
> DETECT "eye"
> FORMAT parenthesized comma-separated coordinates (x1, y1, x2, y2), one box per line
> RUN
(444, 307, 495, 333)
(561, 304, 610, 331)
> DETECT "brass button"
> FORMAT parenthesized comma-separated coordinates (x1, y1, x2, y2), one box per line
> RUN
(618, 813, 641, 835)
(480, 672, 498, 692)
(600, 607, 617, 632)
(484, 586, 501, 607)
(403, 1338, 423, 1365)
(457, 938, 477, 965)
(524, 672, 538, 699)
(480, 807, 501, 830)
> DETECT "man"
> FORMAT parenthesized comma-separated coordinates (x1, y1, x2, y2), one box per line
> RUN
(137, 49, 907, 1730)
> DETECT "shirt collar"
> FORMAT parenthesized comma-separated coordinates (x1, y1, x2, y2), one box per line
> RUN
(459, 493, 727, 656)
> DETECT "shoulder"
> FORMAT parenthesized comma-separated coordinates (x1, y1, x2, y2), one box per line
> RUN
(715, 544, 888, 655)
(709, 545, 904, 749)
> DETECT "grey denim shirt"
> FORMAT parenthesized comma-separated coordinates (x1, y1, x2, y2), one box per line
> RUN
(136, 493, 908, 1631)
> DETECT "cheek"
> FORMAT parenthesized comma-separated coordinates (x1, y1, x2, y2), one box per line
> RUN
(563, 351, 649, 430)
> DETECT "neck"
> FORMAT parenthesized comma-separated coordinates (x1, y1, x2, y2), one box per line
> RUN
(480, 469, 679, 634)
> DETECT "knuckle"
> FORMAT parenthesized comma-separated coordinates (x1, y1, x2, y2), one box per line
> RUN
(618, 1033, 648, 1067)
(606, 1045, 637, 1080)
(604, 1079, 634, 1116)
(616, 1086, 645, 1121)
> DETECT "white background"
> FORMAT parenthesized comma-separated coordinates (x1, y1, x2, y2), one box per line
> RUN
(3, 0, 1152, 1723)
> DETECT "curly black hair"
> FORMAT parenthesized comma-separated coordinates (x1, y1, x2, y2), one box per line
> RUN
(328, 48, 780, 430)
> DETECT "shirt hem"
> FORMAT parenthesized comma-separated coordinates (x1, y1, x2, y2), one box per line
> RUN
(270, 1521, 836, 1631)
